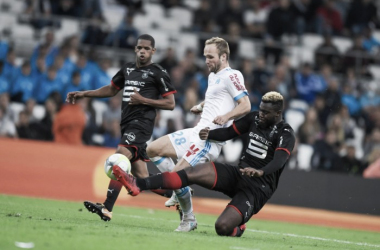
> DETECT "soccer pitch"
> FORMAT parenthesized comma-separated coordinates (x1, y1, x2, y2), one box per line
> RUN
(0, 195, 379, 250)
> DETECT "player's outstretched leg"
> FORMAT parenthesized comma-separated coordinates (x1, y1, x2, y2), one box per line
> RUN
(84, 201, 113, 221)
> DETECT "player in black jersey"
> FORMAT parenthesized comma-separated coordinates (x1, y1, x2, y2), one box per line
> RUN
(66, 34, 177, 222)
(112, 91, 296, 237)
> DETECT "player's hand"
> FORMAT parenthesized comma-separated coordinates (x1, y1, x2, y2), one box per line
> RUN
(190, 105, 202, 115)
(240, 167, 264, 178)
(213, 115, 230, 125)
(66, 91, 84, 104)
(199, 127, 210, 140)
(129, 88, 145, 105)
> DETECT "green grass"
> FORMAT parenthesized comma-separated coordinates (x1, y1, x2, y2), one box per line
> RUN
(0, 195, 379, 250)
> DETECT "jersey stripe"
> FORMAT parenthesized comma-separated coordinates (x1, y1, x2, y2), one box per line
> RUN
(162, 90, 177, 97)
(233, 91, 248, 101)
(276, 147, 290, 155)
(232, 122, 241, 135)
(189, 141, 211, 166)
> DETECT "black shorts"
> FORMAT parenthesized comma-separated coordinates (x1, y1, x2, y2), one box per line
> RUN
(119, 123, 151, 163)
(211, 162, 270, 224)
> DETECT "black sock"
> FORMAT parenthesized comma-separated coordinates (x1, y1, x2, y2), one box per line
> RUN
(136, 174, 163, 190)
(103, 179, 122, 212)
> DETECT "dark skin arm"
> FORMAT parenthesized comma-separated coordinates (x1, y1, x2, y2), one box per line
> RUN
(129, 88, 175, 110)
(66, 85, 119, 104)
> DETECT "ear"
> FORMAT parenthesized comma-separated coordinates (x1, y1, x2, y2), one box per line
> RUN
(151, 47, 156, 55)
(134, 46, 138, 53)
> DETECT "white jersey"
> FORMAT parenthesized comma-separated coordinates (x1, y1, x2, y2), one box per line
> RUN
(194, 67, 248, 134)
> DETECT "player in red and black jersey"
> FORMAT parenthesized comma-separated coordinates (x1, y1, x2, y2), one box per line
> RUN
(113, 91, 296, 237)
(66, 34, 177, 222)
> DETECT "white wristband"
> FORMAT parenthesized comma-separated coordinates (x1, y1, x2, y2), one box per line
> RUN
(196, 104, 203, 111)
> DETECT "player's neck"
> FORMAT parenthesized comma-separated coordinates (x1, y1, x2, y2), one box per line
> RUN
(215, 62, 230, 74)
(135, 60, 153, 68)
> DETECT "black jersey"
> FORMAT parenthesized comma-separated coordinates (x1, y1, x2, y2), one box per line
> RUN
(232, 111, 296, 197)
(111, 62, 176, 127)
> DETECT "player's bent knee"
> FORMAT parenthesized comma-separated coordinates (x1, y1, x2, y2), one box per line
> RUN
(215, 220, 233, 236)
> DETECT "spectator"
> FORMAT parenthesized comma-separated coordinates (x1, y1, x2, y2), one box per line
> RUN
(314, 34, 341, 71)
(192, 0, 216, 32)
(53, 54, 73, 86)
(243, 0, 268, 38)
(93, 58, 111, 91)
(362, 25, 380, 55)
(345, 0, 378, 35)
(158, 48, 179, 75)
(101, 94, 121, 133)
(103, 119, 121, 148)
(294, 63, 326, 104)
(322, 77, 342, 114)
(341, 83, 361, 116)
(252, 57, 270, 95)
(11, 61, 37, 103)
(298, 107, 322, 144)
(291, 0, 324, 36)
(344, 35, 372, 76)
(313, 94, 330, 128)
(33, 97, 57, 141)
(0, 106, 16, 138)
(104, 14, 138, 49)
(225, 22, 241, 61)
(311, 129, 342, 171)
(82, 0, 103, 19)
(75, 52, 94, 90)
(3, 49, 18, 83)
(52, 0, 81, 18)
(24, 99, 39, 123)
(363, 147, 380, 178)
(81, 16, 109, 46)
(53, 100, 86, 145)
(362, 128, 380, 161)
(0, 93, 15, 122)
(0, 38, 9, 60)
(359, 82, 380, 112)
(217, 0, 244, 34)
(31, 56, 47, 85)
(339, 144, 364, 175)
(81, 98, 99, 145)
(317, 0, 344, 35)
(34, 66, 61, 104)
(23, 0, 57, 30)
(61, 71, 85, 101)
(16, 110, 36, 139)
(0, 61, 10, 95)
(31, 30, 58, 67)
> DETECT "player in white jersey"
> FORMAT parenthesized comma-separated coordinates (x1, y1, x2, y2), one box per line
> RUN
(146, 37, 251, 232)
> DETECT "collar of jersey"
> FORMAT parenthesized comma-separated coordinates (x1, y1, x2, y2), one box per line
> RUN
(216, 67, 231, 75)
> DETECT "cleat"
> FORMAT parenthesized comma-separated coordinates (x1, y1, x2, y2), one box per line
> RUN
(175, 214, 197, 232)
(238, 224, 246, 237)
(112, 166, 140, 196)
(165, 192, 178, 207)
(83, 201, 112, 222)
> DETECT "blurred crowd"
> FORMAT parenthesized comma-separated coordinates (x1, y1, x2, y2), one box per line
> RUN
(0, 0, 380, 178)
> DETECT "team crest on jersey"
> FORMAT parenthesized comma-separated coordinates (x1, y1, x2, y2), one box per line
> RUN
(126, 68, 135, 75)
(142, 72, 148, 79)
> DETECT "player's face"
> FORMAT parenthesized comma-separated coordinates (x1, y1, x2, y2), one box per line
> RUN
(135, 39, 156, 66)
(258, 102, 280, 128)
(204, 44, 225, 73)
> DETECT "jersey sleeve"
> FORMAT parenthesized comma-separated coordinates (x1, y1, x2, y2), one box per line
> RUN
(225, 71, 248, 101)
(231, 112, 256, 135)
(275, 127, 296, 156)
(156, 69, 176, 97)
(111, 68, 124, 90)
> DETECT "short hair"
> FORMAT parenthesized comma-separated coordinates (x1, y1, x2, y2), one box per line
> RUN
(262, 91, 284, 111)
(137, 34, 155, 48)
(205, 37, 230, 60)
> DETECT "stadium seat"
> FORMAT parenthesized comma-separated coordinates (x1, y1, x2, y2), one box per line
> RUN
(177, 32, 199, 58)
(184, 0, 201, 10)
(103, 7, 126, 30)
(238, 39, 256, 59)
(222, 139, 243, 163)
(302, 33, 323, 51)
(92, 100, 108, 126)
(297, 144, 313, 171)
(284, 109, 305, 133)
(333, 37, 352, 53)
(156, 17, 181, 33)
(32, 104, 46, 121)
(144, 3, 165, 19)
(55, 19, 80, 43)
(372, 30, 380, 41)
(168, 7, 193, 30)
(133, 14, 153, 31)
(11, 24, 34, 40)
(369, 65, 380, 79)
(288, 99, 309, 113)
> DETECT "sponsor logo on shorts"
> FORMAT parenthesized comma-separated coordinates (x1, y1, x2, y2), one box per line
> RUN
(126, 132, 136, 142)
(185, 144, 199, 157)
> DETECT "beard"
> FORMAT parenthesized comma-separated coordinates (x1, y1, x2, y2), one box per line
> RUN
(210, 60, 222, 73)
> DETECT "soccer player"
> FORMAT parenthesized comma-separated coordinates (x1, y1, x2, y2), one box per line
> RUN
(147, 37, 251, 231)
(66, 34, 177, 221)
(113, 91, 296, 237)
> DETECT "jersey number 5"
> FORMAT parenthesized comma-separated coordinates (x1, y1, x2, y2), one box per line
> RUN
(246, 139, 268, 159)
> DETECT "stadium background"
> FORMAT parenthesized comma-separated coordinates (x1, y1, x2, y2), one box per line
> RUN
(0, 0, 379, 231)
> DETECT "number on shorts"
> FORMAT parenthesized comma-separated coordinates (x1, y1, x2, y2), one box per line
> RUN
(175, 138, 186, 145)
(171, 131, 184, 137)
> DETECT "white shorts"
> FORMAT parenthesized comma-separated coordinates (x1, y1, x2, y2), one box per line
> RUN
(168, 128, 222, 166)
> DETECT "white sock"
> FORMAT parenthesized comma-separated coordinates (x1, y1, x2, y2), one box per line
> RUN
(150, 156, 175, 172)
(175, 187, 193, 216)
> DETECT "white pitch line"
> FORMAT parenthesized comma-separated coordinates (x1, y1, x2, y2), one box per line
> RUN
(119, 214, 380, 248)
(247, 229, 380, 248)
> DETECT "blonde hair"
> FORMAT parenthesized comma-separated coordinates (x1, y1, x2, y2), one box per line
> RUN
(262, 91, 284, 110)
(205, 37, 230, 60)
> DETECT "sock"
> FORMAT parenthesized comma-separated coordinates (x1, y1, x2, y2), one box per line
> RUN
(136, 170, 188, 190)
(150, 156, 175, 172)
(175, 186, 193, 216)
(103, 179, 122, 212)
